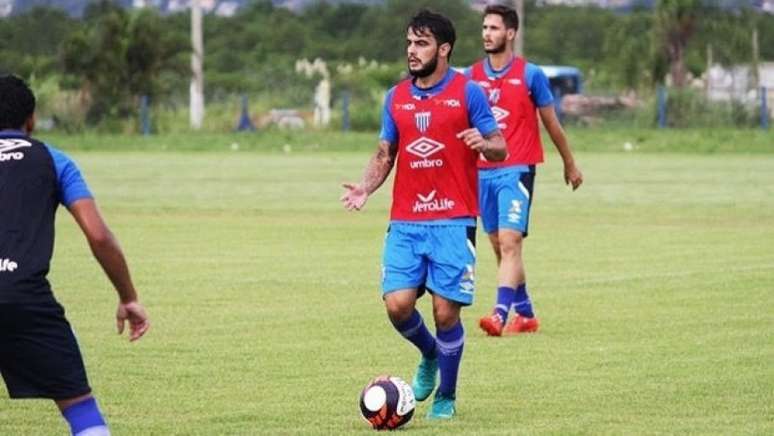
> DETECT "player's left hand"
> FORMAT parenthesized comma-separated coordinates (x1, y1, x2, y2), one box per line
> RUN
(340, 183, 368, 211)
(117, 301, 150, 342)
(564, 163, 583, 191)
(457, 128, 487, 153)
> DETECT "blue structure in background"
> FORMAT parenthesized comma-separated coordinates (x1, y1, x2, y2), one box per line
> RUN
(762, 87, 769, 130)
(539, 65, 582, 120)
(342, 90, 351, 132)
(657, 86, 667, 128)
(140, 95, 151, 136)
(236, 94, 256, 131)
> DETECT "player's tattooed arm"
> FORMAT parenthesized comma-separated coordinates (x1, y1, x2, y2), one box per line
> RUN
(361, 140, 398, 194)
(341, 140, 397, 211)
(481, 130, 506, 162)
(458, 128, 507, 162)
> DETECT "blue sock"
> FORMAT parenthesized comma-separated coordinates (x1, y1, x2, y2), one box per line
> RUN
(495, 286, 516, 323)
(512, 283, 535, 318)
(436, 321, 464, 398)
(62, 397, 110, 436)
(391, 310, 437, 359)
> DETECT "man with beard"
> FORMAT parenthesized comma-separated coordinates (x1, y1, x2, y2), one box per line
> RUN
(341, 9, 505, 420)
(469, 5, 583, 337)
(0, 75, 149, 436)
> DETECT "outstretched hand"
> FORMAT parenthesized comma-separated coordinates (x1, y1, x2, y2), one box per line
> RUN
(117, 301, 150, 342)
(340, 183, 369, 211)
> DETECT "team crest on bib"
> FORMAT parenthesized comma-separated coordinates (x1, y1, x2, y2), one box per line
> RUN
(415, 111, 431, 133)
(488, 89, 501, 104)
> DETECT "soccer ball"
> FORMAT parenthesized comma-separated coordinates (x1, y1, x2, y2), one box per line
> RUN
(359, 375, 416, 430)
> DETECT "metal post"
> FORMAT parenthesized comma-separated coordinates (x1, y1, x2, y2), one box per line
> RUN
(514, 0, 524, 57)
(190, 0, 205, 130)
(657, 85, 667, 128)
(342, 90, 350, 132)
(140, 95, 151, 135)
(236, 94, 256, 131)
(762, 87, 769, 130)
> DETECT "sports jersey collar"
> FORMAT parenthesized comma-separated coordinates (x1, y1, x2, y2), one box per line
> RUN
(484, 56, 515, 78)
(411, 69, 456, 99)
(0, 129, 27, 138)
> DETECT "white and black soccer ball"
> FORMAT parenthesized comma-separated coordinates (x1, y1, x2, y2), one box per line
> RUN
(359, 375, 416, 430)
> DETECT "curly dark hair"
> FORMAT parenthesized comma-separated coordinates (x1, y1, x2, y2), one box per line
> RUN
(0, 75, 36, 130)
(407, 9, 457, 61)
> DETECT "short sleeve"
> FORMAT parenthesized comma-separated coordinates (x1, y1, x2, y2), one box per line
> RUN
(45, 145, 93, 207)
(526, 64, 555, 108)
(378, 87, 398, 145)
(464, 81, 499, 136)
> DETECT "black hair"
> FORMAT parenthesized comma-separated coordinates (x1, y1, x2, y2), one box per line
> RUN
(484, 4, 519, 31)
(407, 9, 456, 61)
(0, 75, 36, 130)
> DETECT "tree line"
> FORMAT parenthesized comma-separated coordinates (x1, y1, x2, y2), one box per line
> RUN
(0, 0, 771, 126)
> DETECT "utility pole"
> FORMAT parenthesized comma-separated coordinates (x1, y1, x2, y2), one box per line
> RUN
(190, 0, 204, 130)
(751, 26, 760, 90)
(705, 43, 712, 97)
(514, 0, 524, 56)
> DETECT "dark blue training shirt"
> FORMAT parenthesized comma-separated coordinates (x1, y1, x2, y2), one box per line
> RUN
(0, 130, 92, 303)
(379, 69, 499, 145)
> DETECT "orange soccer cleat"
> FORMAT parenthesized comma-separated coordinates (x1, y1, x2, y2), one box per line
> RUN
(503, 315, 540, 334)
(478, 312, 505, 337)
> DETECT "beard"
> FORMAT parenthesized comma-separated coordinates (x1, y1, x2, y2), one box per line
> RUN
(484, 38, 507, 54)
(408, 52, 439, 78)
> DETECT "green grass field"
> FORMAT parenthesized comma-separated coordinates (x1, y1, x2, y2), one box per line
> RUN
(1, 137, 773, 434)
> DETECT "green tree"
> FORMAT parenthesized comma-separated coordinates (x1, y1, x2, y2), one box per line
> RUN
(0, 7, 76, 77)
(653, 0, 703, 87)
(603, 10, 653, 90)
(60, 1, 186, 123)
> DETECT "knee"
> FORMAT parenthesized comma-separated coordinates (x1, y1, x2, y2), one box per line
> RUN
(385, 298, 414, 324)
(499, 233, 523, 258)
(432, 304, 460, 330)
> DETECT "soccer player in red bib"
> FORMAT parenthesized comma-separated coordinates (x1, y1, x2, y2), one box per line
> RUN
(341, 10, 506, 420)
(468, 5, 583, 336)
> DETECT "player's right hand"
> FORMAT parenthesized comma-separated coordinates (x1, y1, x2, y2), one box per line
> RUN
(340, 183, 368, 211)
(117, 301, 150, 342)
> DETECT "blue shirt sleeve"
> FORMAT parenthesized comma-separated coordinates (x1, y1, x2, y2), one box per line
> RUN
(378, 87, 398, 144)
(45, 145, 93, 207)
(526, 64, 555, 108)
(464, 81, 499, 136)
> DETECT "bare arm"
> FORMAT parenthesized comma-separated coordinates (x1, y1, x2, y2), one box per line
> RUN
(538, 106, 583, 190)
(361, 140, 398, 195)
(341, 140, 398, 211)
(457, 128, 507, 162)
(68, 199, 149, 341)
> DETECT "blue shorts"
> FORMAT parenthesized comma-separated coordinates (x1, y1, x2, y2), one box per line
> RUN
(382, 222, 477, 306)
(478, 166, 535, 236)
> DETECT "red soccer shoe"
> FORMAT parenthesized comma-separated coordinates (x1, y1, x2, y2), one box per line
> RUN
(503, 315, 540, 334)
(479, 312, 505, 337)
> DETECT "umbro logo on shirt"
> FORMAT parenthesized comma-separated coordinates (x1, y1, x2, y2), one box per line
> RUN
(0, 138, 32, 162)
(406, 137, 446, 170)
(0, 258, 19, 273)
